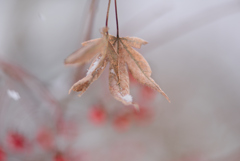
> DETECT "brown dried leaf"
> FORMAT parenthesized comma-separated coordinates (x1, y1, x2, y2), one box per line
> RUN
(116, 42, 129, 96)
(107, 41, 119, 77)
(69, 75, 92, 95)
(108, 35, 117, 42)
(109, 64, 133, 106)
(65, 27, 109, 66)
(120, 39, 170, 102)
(69, 53, 107, 96)
(122, 42, 152, 77)
(107, 39, 139, 107)
(65, 27, 169, 107)
(122, 37, 148, 49)
(65, 40, 104, 66)
(81, 38, 101, 47)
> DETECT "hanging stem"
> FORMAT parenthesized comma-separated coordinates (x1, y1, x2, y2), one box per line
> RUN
(105, 0, 111, 29)
(114, 0, 119, 37)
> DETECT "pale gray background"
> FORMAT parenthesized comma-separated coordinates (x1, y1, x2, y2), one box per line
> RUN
(0, 0, 240, 161)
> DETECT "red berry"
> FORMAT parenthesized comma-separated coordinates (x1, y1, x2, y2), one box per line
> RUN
(114, 114, 131, 131)
(89, 106, 106, 125)
(0, 147, 6, 161)
(37, 129, 53, 149)
(54, 153, 66, 161)
(140, 86, 157, 101)
(7, 132, 25, 150)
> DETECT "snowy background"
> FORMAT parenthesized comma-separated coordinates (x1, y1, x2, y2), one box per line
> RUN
(0, 0, 240, 161)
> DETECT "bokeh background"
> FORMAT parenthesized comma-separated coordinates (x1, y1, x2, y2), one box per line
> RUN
(1, 0, 240, 161)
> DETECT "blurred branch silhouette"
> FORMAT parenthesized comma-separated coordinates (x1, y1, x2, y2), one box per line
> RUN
(145, 0, 240, 52)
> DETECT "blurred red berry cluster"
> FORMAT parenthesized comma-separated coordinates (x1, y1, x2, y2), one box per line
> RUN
(89, 105, 153, 131)
(0, 60, 159, 160)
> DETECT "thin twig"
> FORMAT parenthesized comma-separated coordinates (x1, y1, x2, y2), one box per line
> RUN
(105, 0, 111, 29)
(114, 0, 119, 37)
(73, 0, 99, 84)
(84, 0, 98, 41)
